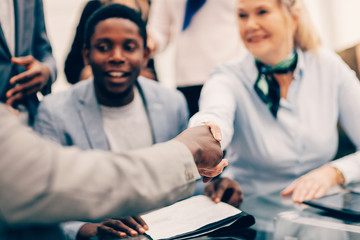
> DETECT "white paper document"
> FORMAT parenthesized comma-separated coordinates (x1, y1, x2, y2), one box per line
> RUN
(141, 195, 242, 239)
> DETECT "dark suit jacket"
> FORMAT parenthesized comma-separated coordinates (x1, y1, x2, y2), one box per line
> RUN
(0, 0, 57, 123)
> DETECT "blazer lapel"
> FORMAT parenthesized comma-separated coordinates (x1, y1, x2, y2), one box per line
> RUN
(0, 26, 11, 59)
(77, 80, 110, 150)
(137, 78, 166, 144)
(13, 0, 22, 57)
(14, 0, 33, 57)
(0, 1, 15, 99)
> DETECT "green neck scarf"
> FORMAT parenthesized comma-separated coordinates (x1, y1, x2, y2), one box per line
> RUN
(254, 51, 298, 118)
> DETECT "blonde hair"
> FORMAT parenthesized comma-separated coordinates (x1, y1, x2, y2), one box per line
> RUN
(278, 0, 322, 51)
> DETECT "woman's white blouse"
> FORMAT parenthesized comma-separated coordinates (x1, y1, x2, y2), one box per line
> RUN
(190, 48, 360, 196)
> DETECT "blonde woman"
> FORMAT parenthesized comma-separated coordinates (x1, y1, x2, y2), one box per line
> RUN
(190, 0, 360, 205)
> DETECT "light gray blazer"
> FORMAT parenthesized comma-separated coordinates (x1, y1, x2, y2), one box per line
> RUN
(33, 77, 189, 150)
(0, 104, 199, 239)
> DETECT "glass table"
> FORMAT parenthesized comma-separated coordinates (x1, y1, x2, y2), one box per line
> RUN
(93, 187, 360, 240)
(240, 188, 360, 240)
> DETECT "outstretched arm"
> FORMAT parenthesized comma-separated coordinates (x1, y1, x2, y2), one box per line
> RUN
(0, 105, 224, 225)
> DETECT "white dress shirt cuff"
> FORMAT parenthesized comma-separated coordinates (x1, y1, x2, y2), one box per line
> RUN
(330, 151, 360, 184)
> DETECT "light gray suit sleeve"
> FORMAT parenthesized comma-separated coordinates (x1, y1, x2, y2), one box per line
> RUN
(33, 97, 63, 144)
(177, 90, 189, 133)
(0, 104, 200, 225)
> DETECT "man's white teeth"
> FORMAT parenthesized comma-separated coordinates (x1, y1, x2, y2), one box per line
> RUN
(108, 72, 124, 77)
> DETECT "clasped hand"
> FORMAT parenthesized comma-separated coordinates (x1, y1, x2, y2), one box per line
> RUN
(174, 125, 228, 183)
(191, 122, 243, 208)
(6, 56, 50, 106)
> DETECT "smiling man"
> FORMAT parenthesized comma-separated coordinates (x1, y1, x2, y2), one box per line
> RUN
(33, 4, 191, 240)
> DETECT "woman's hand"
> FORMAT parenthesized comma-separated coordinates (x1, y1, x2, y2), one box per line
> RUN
(281, 165, 341, 203)
(200, 121, 222, 141)
(200, 159, 228, 183)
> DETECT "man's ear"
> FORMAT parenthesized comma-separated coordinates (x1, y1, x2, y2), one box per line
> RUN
(142, 46, 151, 68)
(83, 48, 90, 65)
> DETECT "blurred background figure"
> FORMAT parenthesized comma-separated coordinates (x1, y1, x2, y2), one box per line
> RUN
(147, 0, 244, 117)
(0, 0, 56, 125)
(46, 0, 360, 96)
(334, 43, 360, 159)
(337, 42, 360, 79)
(64, 0, 157, 85)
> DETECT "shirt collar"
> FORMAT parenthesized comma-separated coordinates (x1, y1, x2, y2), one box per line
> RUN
(293, 47, 305, 81)
(247, 48, 305, 81)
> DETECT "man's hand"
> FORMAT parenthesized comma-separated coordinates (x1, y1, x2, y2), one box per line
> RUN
(77, 216, 148, 240)
(205, 177, 243, 208)
(174, 125, 226, 182)
(281, 165, 340, 203)
(6, 56, 50, 107)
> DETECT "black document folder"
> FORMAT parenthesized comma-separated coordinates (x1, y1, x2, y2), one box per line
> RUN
(141, 195, 255, 240)
(157, 211, 255, 240)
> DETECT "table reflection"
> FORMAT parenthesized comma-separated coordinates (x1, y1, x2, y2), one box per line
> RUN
(240, 190, 298, 239)
(240, 189, 360, 240)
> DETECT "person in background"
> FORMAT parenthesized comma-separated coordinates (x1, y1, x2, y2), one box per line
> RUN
(0, 0, 57, 125)
(332, 43, 360, 160)
(337, 43, 360, 79)
(147, 0, 243, 117)
(34, 5, 218, 239)
(64, 0, 156, 84)
(0, 103, 225, 240)
(189, 0, 360, 206)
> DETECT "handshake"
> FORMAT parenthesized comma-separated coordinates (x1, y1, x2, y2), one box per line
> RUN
(174, 124, 226, 183)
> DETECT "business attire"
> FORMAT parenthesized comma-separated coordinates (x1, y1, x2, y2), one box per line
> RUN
(33, 76, 189, 239)
(147, 0, 243, 116)
(33, 76, 189, 149)
(0, 103, 199, 240)
(190, 47, 360, 197)
(0, 0, 57, 124)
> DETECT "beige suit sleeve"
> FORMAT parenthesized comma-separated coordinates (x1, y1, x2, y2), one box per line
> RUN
(0, 105, 200, 225)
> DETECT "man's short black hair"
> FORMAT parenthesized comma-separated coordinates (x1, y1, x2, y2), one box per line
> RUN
(84, 4, 147, 49)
